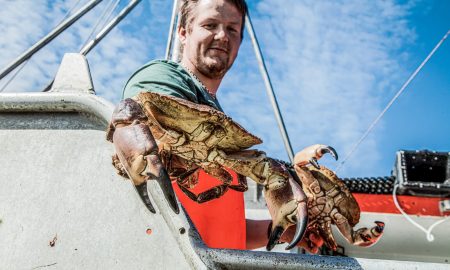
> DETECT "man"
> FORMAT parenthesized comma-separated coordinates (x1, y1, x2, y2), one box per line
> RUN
(123, 0, 323, 252)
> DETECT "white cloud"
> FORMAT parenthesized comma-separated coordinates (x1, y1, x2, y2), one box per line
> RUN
(220, 0, 417, 177)
(0, 0, 171, 99)
(0, 0, 420, 177)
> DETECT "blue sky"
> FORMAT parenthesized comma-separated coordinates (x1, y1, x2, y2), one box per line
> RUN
(0, 0, 448, 178)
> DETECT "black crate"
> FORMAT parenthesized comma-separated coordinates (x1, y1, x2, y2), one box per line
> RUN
(394, 150, 450, 197)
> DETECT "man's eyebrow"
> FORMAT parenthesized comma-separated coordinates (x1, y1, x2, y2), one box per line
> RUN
(198, 17, 241, 25)
(228, 21, 241, 26)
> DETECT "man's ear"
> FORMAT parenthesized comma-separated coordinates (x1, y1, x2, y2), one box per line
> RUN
(178, 26, 187, 44)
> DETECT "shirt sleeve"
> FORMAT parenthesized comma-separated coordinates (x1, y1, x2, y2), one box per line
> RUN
(122, 60, 199, 102)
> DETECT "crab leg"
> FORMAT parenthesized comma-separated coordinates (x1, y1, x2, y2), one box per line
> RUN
(107, 99, 180, 214)
(207, 149, 308, 250)
(317, 221, 338, 250)
(228, 174, 248, 192)
(333, 215, 385, 247)
(294, 144, 338, 169)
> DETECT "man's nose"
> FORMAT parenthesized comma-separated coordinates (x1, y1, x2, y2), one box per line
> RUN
(214, 26, 229, 42)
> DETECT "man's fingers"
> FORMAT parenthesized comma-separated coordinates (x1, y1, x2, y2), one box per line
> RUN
(279, 227, 324, 254)
(309, 246, 319, 254)
(299, 239, 318, 254)
(302, 232, 323, 254)
(309, 232, 324, 247)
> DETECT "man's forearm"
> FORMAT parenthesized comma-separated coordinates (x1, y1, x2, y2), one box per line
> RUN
(246, 219, 324, 253)
(245, 219, 271, 250)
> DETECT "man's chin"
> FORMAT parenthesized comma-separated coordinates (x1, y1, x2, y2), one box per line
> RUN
(204, 57, 228, 67)
(201, 60, 229, 79)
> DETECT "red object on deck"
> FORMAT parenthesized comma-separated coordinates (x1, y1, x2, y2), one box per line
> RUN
(172, 169, 246, 250)
(353, 193, 447, 217)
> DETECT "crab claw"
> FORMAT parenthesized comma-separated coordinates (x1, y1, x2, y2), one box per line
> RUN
(284, 201, 308, 250)
(135, 182, 156, 213)
(321, 146, 338, 160)
(208, 152, 308, 250)
(295, 144, 338, 169)
(265, 177, 308, 251)
(375, 221, 385, 232)
(149, 158, 180, 214)
(353, 221, 385, 247)
(108, 99, 180, 214)
(309, 157, 320, 170)
(335, 217, 385, 248)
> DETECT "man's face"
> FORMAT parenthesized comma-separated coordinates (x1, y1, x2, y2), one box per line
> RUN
(179, 0, 243, 79)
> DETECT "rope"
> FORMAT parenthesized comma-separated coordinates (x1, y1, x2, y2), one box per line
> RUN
(392, 182, 449, 242)
(79, 0, 121, 51)
(0, 0, 82, 92)
(0, 60, 28, 93)
(336, 29, 450, 172)
(56, 0, 83, 27)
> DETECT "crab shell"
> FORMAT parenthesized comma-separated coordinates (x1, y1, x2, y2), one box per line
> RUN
(137, 92, 262, 152)
(304, 165, 361, 249)
(309, 166, 360, 225)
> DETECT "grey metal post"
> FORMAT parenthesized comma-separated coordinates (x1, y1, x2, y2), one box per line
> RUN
(245, 14, 295, 163)
(80, 0, 142, 56)
(42, 0, 141, 92)
(0, 0, 103, 81)
(171, 28, 182, 62)
(165, 0, 181, 60)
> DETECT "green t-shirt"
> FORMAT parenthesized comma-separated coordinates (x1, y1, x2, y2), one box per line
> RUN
(122, 60, 223, 111)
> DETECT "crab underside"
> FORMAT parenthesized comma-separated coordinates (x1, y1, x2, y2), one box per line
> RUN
(292, 160, 385, 251)
(106, 92, 384, 250)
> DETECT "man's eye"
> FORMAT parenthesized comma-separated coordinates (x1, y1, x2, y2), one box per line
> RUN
(204, 24, 216, 29)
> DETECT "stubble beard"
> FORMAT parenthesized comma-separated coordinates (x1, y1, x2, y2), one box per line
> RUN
(196, 52, 231, 80)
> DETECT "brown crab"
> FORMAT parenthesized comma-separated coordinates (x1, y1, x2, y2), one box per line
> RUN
(106, 92, 384, 251)
(107, 92, 332, 249)
(293, 145, 385, 250)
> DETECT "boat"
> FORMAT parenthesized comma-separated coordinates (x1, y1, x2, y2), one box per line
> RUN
(246, 149, 450, 265)
(1, 1, 449, 269)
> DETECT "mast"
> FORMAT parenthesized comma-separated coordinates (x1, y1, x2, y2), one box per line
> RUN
(165, 4, 295, 162)
(165, 0, 181, 61)
(0, 0, 103, 81)
(80, 0, 142, 56)
(245, 14, 295, 163)
(42, 0, 142, 92)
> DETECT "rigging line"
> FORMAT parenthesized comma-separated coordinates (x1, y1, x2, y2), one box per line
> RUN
(0, 0, 103, 82)
(79, 0, 141, 56)
(56, 0, 83, 26)
(0, 0, 83, 93)
(43, 0, 119, 93)
(336, 29, 450, 173)
(79, 0, 121, 51)
(43, 0, 141, 92)
(0, 60, 28, 93)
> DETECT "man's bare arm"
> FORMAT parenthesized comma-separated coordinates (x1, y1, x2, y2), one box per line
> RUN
(245, 219, 272, 250)
(246, 219, 323, 253)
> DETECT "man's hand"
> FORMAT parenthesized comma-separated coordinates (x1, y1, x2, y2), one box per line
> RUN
(280, 226, 324, 254)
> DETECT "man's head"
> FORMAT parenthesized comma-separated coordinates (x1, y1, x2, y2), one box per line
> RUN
(178, 0, 248, 80)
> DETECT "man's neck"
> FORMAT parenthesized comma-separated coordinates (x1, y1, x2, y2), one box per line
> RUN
(181, 59, 222, 96)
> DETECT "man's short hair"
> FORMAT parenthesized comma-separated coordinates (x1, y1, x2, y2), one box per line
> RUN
(179, 0, 248, 40)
